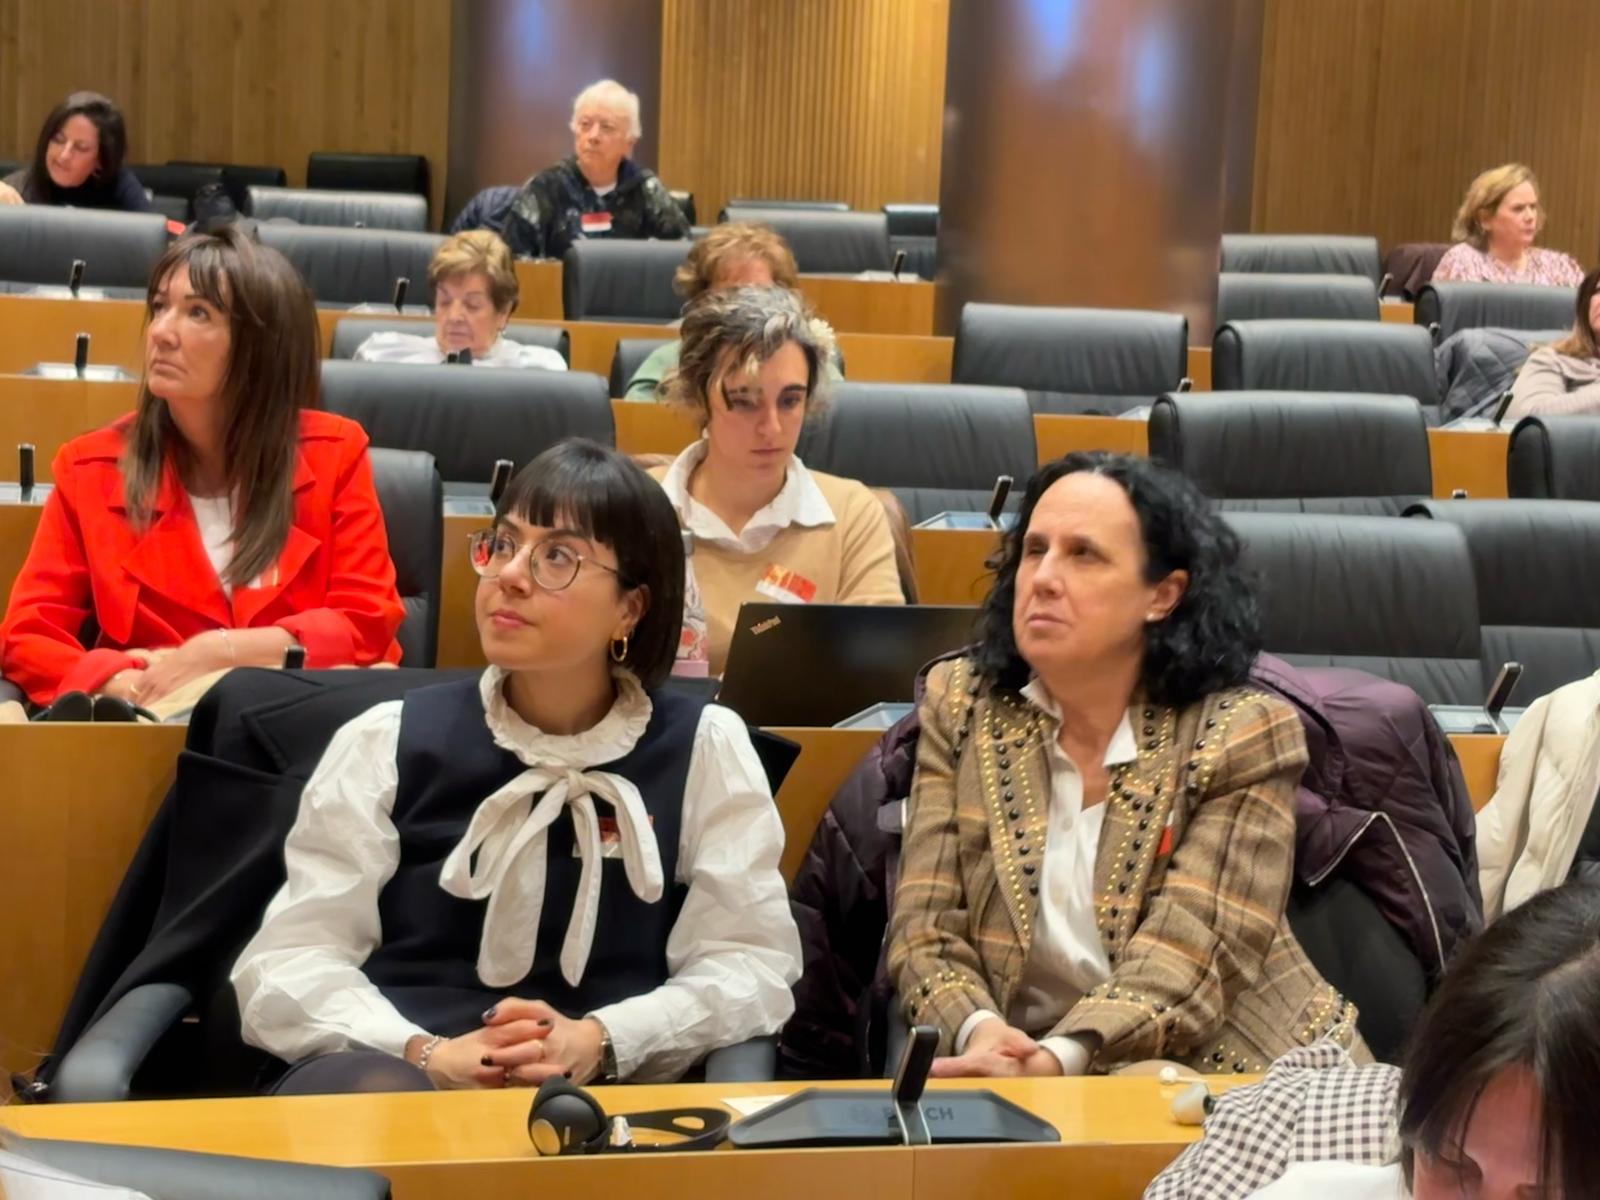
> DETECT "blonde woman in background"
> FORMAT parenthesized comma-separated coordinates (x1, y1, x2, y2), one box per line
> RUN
(1433, 163, 1583, 287)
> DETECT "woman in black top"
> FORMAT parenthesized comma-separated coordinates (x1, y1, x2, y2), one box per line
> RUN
(0, 91, 152, 212)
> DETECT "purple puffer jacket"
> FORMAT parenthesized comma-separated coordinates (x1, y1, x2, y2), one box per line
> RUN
(778, 655, 1482, 1080)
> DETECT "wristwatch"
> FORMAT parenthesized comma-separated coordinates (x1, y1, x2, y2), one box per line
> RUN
(596, 1021, 619, 1084)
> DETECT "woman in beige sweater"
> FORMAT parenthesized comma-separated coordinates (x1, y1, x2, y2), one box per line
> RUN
(650, 287, 904, 676)
(1506, 266, 1600, 420)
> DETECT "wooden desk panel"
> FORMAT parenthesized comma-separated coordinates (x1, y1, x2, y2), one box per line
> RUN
(0, 724, 187, 1081)
(0, 295, 146, 375)
(797, 276, 937, 337)
(611, 399, 699, 455)
(0, 502, 42, 613)
(0, 1076, 1240, 1200)
(438, 513, 487, 672)
(1381, 301, 1417, 325)
(1428, 428, 1508, 500)
(910, 528, 998, 607)
(767, 727, 880, 881)
(1033, 414, 1151, 465)
(512, 260, 565, 321)
(1454, 733, 1503, 811)
(837, 333, 952, 384)
(1186, 347, 1212, 392)
(0, 377, 140, 484)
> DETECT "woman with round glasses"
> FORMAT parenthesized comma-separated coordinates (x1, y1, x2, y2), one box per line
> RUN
(232, 438, 801, 1093)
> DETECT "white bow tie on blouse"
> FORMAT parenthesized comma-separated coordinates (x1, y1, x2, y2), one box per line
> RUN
(438, 668, 663, 988)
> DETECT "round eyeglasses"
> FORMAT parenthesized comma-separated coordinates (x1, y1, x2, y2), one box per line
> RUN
(467, 529, 625, 591)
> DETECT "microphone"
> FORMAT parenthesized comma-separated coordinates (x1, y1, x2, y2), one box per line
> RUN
(891, 249, 907, 281)
(392, 277, 409, 313)
(986, 474, 1013, 528)
(68, 259, 85, 297)
(74, 332, 90, 378)
(19, 443, 36, 501)
(489, 458, 514, 506)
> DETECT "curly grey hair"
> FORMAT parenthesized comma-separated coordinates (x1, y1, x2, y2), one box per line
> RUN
(662, 286, 837, 429)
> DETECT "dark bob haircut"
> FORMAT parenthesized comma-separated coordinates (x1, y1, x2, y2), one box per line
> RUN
(1399, 882, 1600, 1195)
(972, 452, 1260, 707)
(22, 91, 129, 203)
(493, 438, 685, 689)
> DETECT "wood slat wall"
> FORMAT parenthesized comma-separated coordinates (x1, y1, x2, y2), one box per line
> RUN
(1252, 0, 1600, 263)
(657, 0, 948, 223)
(0, 0, 452, 221)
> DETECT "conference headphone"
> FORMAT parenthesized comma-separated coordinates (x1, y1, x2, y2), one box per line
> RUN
(526, 1075, 732, 1156)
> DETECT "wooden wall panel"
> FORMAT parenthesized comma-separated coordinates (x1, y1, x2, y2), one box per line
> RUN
(0, 0, 452, 221)
(1253, 0, 1600, 263)
(658, 0, 948, 224)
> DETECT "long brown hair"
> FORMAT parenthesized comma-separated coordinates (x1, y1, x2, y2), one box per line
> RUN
(1550, 267, 1600, 361)
(20, 90, 129, 203)
(121, 226, 320, 586)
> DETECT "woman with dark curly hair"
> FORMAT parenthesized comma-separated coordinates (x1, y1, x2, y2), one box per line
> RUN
(887, 452, 1366, 1078)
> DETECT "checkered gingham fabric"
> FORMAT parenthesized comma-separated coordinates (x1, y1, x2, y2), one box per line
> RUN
(1144, 1042, 1401, 1200)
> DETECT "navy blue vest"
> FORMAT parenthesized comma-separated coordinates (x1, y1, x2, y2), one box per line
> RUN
(362, 677, 704, 1036)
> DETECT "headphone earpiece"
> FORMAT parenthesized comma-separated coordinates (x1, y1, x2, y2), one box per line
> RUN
(528, 1075, 610, 1156)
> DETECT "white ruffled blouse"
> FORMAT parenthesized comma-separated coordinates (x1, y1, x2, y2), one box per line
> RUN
(230, 667, 801, 1082)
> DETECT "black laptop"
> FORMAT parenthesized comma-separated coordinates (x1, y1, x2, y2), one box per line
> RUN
(716, 603, 981, 727)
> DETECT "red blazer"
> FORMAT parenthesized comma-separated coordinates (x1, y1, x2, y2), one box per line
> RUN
(1, 410, 405, 704)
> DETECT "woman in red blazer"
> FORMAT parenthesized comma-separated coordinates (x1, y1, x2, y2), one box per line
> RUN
(0, 226, 404, 707)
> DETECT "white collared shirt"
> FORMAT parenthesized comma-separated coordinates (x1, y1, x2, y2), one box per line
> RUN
(230, 667, 801, 1082)
(352, 330, 568, 371)
(657, 438, 835, 555)
(956, 680, 1129, 1073)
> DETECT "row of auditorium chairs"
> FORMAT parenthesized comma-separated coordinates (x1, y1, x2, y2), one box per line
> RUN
(128, 153, 430, 220)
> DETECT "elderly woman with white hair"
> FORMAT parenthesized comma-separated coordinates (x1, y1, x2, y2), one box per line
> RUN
(503, 78, 689, 260)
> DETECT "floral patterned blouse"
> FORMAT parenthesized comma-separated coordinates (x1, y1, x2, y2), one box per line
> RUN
(1432, 241, 1584, 287)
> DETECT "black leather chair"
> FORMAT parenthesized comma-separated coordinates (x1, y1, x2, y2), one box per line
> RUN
(610, 336, 675, 397)
(1507, 415, 1600, 500)
(562, 239, 690, 323)
(1148, 392, 1431, 515)
(257, 225, 444, 307)
(952, 302, 1188, 415)
(367, 448, 443, 668)
(246, 185, 428, 232)
(1224, 512, 1483, 704)
(1212, 319, 1439, 412)
(1415, 281, 1578, 344)
(307, 151, 430, 202)
(320, 360, 613, 494)
(128, 162, 224, 219)
(795, 382, 1036, 522)
(0, 206, 169, 290)
(6, 1133, 390, 1199)
(1220, 233, 1382, 283)
(719, 207, 891, 273)
(1406, 499, 1600, 700)
(884, 204, 939, 280)
(668, 188, 696, 225)
(1214, 273, 1380, 327)
(169, 160, 289, 211)
(722, 198, 850, 214)
(329, 317, 570, 365)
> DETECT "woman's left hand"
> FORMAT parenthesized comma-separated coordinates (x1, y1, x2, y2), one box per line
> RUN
(481, 998, 606, 1085)
(131, 632, 233, 704)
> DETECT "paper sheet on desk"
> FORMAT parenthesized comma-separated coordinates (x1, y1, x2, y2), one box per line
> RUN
(723, 1095, 790, 1118)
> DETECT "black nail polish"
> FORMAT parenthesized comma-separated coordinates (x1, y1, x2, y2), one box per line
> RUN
(563, 1070, 572, 1079)
(537, 1019, 553, 1028)
(482, 1006, 498, 1021)
(480, 1055, 494, 1067)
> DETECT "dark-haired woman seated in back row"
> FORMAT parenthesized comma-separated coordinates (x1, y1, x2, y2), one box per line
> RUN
(0, 91, 152, 212)
(888, 453, 1366, 1078)
(231, 439, 800, 1092)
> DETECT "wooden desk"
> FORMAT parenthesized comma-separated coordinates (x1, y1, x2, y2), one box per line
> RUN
(0, 723, 188, 1082)
(611, 398, 699, 455)
(512, 260, 565, 321)
(0, 376, 140, 484)
(797, 276, 936, 337)
(837, 333, 952, 385)
(1427, 428, 1508, 500)
(1033, 414, 1151, 464)
(1186, 347, 1212, 391)
(1381, 301, 1417, 326)
(1454, 733, 1503, 812)
(0, 295, 146, 375)
(0, 502, 42, 613)
(0, 1075, 1245, 1200)
(909, 528, 998, 607)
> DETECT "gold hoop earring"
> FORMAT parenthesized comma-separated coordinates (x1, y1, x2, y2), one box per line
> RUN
(610, 635, 629, 663)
